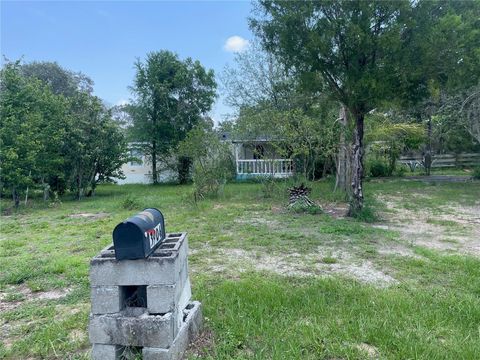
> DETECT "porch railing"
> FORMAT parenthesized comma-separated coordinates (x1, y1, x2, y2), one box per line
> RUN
(236, 159, 293, 176)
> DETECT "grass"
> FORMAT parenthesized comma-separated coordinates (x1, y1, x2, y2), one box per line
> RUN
(0, 178, 479, 359)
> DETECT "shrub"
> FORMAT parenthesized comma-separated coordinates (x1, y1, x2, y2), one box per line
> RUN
(368, 159, 391, 177)
(179, 123, 235, 202)
(348, 203, 378, 223)
(473, 167, 480, 180)
(121, 196, 140, 210)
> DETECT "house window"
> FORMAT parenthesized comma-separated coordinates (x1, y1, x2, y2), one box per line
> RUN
(130, 149, 143, 166)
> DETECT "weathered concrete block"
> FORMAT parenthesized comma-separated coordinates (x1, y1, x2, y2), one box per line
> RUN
(91, 343, 122, 360)
(89, 309, 175, 348)
(142, 301, 203, 360)
(147, 261, 191, 314)
(91, 286, 121, 314)
(90, 233, 188, 286)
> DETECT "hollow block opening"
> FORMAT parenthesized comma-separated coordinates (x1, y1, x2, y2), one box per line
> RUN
(120, 285, 147, 308)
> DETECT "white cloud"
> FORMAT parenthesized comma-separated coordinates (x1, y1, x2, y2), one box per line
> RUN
(116, 99, 129, 106)
(223, 36, 249, 53)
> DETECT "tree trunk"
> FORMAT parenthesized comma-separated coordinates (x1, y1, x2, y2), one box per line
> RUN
(12, 187, 20, 208)
(177, 156, 191, 184)
(152, 140, 158, 184)
(76, 171, 83, 200)
(42, 178, 50, 202)
(335, 105, 352, 194)
(348, 113, 365, 216)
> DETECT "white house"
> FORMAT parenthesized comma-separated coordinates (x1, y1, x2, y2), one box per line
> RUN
(116, 144, 176, 184)
(117, 137, 294, 184)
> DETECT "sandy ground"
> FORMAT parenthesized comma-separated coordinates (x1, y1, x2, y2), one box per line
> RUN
(190, 196, 480, 287)
(377, 195, 480, 257)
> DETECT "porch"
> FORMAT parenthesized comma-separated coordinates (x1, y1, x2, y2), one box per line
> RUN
(236, 159, 293, 178)
(233, 141, 294, 179)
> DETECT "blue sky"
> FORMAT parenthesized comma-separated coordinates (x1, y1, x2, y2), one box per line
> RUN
(1, 0, 254, 124)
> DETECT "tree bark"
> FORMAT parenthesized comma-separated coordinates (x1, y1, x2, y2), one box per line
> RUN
(335, 104, 352, 194)
(348, 112, 364, 216)
(12, 187, 20, 208)
(152, 140, 158, 184)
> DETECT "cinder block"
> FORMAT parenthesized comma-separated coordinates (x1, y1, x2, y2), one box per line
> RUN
(147, 261, 191, 314)
(91, 286, 121, 314)
(89, 310, 174, 348)
(142, 301, 203, 360)
(90, 234, 188, 286)
(91, 343, 122, 360)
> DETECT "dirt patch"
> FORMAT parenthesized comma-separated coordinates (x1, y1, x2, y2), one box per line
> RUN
(0, 285, 72, 312)
(323, 203, 349, 219)
(197, 248, 397, 287)
(68, 329, 87, 343)
(69, 212, 109, 220)
(185, 328, 215, 358)
(377, 195, 480, 257)
(234, 212, 281, 228)
(356, 343, 379, 358)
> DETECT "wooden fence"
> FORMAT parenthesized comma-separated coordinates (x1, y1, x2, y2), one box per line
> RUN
(398, 153, 480, 168)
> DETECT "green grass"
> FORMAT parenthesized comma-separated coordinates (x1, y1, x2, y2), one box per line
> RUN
(0, 179, 479, 359)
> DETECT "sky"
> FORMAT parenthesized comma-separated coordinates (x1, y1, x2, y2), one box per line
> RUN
(1, 0, 255, 124)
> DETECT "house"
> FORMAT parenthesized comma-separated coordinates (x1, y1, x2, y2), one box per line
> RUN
(116, 143, 176, 184)
(221, 133, 294, 180)
(117, 136, 294, 184)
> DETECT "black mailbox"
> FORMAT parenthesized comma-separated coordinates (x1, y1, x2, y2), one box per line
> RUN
(113, 208, 166, 260)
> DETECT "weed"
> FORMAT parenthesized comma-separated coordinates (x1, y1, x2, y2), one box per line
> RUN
(121, 196, 140, 210)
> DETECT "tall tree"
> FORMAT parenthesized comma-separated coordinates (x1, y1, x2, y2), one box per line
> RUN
(21, 61, 93, 96)
(0, 61, 67, 206)
(251, 0, 479, 215)
(129, 50, 216, 184)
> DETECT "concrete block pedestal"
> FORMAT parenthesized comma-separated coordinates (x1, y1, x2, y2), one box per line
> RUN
(88, 233, 202, 360)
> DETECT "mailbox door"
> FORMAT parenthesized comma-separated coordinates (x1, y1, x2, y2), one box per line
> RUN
(113, 222, 145, 260)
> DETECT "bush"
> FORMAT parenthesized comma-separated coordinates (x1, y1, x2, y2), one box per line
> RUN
(179, 123, 235, 202)
(121, 196, 140, 210)
(473, 167, 480, 180)
(367, 159, 391, 177)
(288, 201, 323, 214)
(349, 204, 378, 222)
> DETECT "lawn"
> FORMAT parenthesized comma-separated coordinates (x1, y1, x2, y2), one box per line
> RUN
(0, 178, 479, 359)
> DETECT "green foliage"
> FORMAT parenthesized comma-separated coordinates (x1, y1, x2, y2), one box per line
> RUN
(252, 0, 480, 213)
(366, 114, 426, 175)
(348, 203, 378, 223)
(178, 122, 234, 201)
(288, 201, 323, 215)
(260, 176, 279, 199)
(0, 60, 127, 205)
(234, 106, 339, 180)
(367, 159, 391, 178)
(121, 196, 141, 210)
(472, 167, 480, 180)
(129, 50, 217, 183)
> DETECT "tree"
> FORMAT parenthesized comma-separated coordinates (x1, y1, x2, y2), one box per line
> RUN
(251, 0, 479, 215)
(222, 42, 339, 180)
(222, 41, 298, 111)
(1, 60, 127, 205)
(129, 51, 216, 184)
(21, 61, 93, 96)
(0, 61, 67, 206)
(65, 93, 127, 199)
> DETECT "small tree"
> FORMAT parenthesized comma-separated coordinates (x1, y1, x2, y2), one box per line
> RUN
(178, 122, 234, 200)
(129, 51, 216, 184)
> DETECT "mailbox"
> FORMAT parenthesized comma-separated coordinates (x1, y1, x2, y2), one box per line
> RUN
(113, 208, 166, 260)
